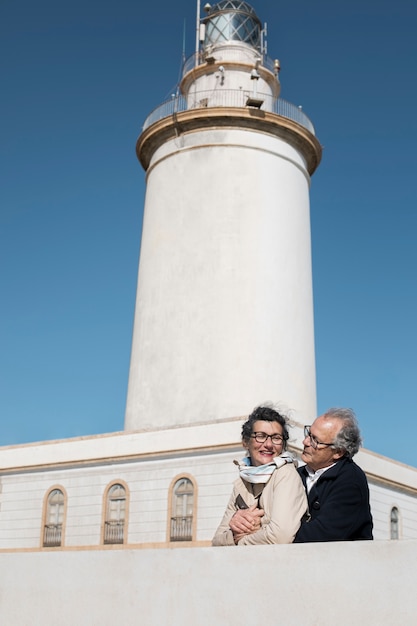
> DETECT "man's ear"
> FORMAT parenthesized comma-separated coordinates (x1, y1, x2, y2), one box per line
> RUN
(332, 449, 345, 461)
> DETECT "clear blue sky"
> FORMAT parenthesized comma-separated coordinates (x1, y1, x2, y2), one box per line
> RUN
(1, 0, 416, 467)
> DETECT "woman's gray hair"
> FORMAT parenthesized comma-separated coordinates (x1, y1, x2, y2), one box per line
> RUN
(324, 407, 362, 458)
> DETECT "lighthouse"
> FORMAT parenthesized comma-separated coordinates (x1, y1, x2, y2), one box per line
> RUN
(124, 0, 322, 432)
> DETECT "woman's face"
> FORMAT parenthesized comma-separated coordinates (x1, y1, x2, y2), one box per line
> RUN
(243, 420, 285, 466)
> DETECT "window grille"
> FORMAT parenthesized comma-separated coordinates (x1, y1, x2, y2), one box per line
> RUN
(43, 489, 64, 547)
(104, 484, 126, 544)
(390, 506, 399, 540)
(170, 478, 194, 542)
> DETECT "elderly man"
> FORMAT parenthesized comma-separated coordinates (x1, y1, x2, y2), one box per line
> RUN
(293, 407, 373, 542)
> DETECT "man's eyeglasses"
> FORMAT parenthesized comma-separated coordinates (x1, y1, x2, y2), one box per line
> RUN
(251, 432, 284, 445)
(304, 425, 334, 450)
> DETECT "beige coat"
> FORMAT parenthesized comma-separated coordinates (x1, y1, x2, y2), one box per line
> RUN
(212, 460, 308, 546)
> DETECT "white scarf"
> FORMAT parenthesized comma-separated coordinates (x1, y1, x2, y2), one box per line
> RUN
(234, 452, 295, 484)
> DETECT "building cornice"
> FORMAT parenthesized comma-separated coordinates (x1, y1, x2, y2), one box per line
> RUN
(1, 420, 417, 495)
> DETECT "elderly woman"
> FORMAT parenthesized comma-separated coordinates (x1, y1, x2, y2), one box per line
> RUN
(212, 404, 308, 546)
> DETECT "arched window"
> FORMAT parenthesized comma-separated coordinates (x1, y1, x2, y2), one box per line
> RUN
(170, 477, 194, 542)
(104, 483, 127, 544)
(390, 506, 399, 540)
(43, 488, 65, 547)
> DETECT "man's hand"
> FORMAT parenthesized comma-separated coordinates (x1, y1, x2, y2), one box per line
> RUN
(229, 503, 264, 543)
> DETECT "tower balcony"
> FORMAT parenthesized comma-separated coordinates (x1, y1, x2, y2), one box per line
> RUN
(142, 89, 315, 135)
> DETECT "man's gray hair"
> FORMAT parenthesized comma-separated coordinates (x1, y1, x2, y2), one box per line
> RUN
(323, 407, 362, 458)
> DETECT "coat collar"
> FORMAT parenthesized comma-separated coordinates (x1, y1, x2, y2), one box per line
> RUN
(300, 455, 351, 482)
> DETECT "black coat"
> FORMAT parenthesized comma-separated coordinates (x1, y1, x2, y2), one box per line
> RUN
(294, 457, 373, 542)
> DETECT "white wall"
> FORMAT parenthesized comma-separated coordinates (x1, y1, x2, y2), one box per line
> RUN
(0, 541, 415, 626)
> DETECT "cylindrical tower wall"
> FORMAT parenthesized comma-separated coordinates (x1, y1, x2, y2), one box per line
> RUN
(125, 125, 317, 430)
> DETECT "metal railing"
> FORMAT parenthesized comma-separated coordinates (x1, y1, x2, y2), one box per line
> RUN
(142, 90, 315, 135)
(170, 516, 193, 542)
(43, 523, 62, 547)
(104, 520, 125, 544)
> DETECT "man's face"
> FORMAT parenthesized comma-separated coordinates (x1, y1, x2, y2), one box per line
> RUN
(301, 415, 344, 472)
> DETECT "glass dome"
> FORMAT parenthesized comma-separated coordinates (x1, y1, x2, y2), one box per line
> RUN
(203, 1, 262, 51)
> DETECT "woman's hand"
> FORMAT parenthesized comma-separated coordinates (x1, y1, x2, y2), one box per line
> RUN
(230, 503, 264, 543)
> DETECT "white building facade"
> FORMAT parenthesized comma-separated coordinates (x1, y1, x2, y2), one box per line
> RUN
(1, 421, 417, 550)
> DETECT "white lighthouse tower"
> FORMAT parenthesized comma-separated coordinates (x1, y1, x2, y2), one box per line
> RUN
(125, 0, 322, 432)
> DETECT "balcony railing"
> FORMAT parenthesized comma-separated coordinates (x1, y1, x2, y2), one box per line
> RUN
(43, 523, 62, 547)
(170, 516, 193, 542)
(104, 520, 125, 544)
(142, 90, 315, 135)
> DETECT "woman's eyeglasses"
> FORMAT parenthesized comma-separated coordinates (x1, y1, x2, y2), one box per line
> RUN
(251, 432, 284, 445)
